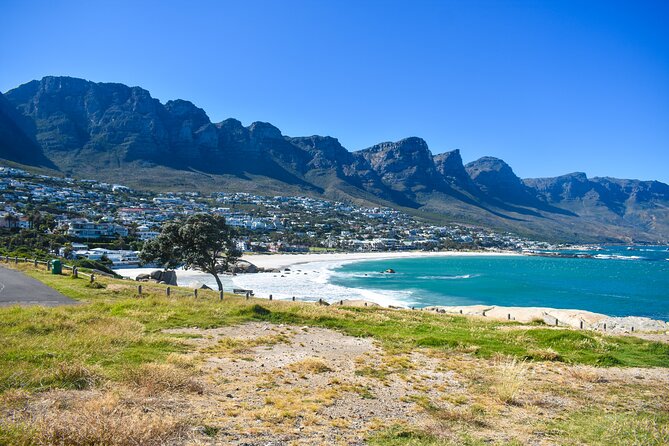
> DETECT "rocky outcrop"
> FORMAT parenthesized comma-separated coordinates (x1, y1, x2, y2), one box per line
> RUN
(231, 260, 259, 274)
(465, 157, 544, 207)
(525, 173, 669, 217)
(0, 92, 55, 168)
(524, 172, 594, 202)
(356, 137, 444, 194)
(433, 149, 475, 191)
(136, 270, 177, 285)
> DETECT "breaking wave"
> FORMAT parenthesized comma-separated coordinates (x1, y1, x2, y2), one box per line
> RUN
(416, 274, 480, 280)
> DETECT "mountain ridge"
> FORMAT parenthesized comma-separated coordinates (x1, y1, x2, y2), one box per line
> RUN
(1, 76, 668, 243)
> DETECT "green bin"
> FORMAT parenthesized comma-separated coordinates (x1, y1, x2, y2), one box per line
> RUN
(51, 259, 62, 275)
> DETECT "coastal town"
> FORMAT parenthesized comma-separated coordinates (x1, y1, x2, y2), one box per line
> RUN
(0, 166, 554, 266)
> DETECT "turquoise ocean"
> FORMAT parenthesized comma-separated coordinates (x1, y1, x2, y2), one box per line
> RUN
(330, 246, 669, 320)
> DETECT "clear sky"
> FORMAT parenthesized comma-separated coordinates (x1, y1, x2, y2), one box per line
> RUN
(1, 0, 668, 182)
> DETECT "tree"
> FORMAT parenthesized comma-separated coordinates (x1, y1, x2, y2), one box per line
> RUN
(140, 214, 240, 291)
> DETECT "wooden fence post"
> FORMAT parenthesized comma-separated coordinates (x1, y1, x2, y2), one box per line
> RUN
(33, 259, 37, 268)
(269, 294, 272, 300)
(90, 274, 95, 283)
(138, 285, 142, 296)
(166, 287, 171, 296)
(14, 256, 18, 264)
(194, 288, 198, 298)
(73, 267, 78, 278)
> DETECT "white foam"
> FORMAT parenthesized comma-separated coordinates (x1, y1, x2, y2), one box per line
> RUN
(229, 259, 415, 307)
(113, 263, 414, 307)
(417, 274, 479, 280)
(593, 254, 643, 261)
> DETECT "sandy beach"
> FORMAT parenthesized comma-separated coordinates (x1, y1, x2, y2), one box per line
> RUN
(119, 250, 519, 308)
(116, 250, 669, 332)
(240, 249, 519, 270)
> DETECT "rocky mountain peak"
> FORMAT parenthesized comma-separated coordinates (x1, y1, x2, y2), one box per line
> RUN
(465, 156, 541, 206)
(356, 137, 442, 194)
(434, 149, 467, 176)
(433, 149, 477, 192)
(465, 157, 516, 180)
(165, 100, 209, 121)
(248, 121, 282, 140)
(524, 172, 594, 202)
(288, 135, 351, 169)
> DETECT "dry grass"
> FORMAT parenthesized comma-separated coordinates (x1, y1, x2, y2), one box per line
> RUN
(165, 352, 198, 369)
(287, 357, 332, 374)
(527, 347, 562, 361)
(566, 365, 607, 383)
(52, 361, 105, 390)
(123, 363, 205, 395)
(0, 388, 31, 409)
(493, 358, 530, 404)
(204, 334, 291, 356)
(1, 392, 189, 446)
(253, 388, 330, 426)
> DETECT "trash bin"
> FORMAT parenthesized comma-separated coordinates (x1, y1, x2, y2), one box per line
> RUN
(51, 259, 62, 275)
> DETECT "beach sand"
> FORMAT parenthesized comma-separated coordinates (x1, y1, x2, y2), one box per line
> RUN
(241, 249, 518, 270)
(117, 250, 669, 333)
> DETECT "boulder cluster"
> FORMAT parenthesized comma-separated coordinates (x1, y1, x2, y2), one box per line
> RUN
(136, 270, 178, 285)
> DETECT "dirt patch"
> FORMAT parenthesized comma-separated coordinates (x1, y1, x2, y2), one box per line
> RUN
(164, 322, 459, 444)
(3, 323, 668, 445)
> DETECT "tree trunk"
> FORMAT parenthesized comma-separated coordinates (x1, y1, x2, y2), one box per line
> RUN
(213, 273, 223, 291)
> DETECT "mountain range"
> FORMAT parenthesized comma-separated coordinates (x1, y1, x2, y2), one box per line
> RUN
(1, 76, 668, 243)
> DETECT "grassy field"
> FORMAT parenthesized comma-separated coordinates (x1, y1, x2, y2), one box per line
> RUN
(1, 264, 668, 445)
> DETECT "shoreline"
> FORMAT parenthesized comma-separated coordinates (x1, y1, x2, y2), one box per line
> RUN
(418, 304, 669, 333)
(240, 249, 519, 270)
(116, 250, 668, 330)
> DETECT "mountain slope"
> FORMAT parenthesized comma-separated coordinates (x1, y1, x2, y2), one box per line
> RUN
(0, 92, 56, 169)
(1, 76, 668, 243)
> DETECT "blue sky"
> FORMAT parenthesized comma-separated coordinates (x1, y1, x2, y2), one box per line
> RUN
(1, 0, 668, 182)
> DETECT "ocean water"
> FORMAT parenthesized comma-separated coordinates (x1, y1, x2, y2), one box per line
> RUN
(329, 246, 669, 320)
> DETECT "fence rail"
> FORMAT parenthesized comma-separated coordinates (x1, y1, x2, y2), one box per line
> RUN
(0, 254, 231, 301)
(2, 254, 96, 281)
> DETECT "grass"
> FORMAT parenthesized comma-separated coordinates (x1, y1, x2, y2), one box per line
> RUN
(0, 263, 668, 395)
(123, 362, 205, 395)
(288, 357, 332, 374)
(369, 425, 522, 446)
(493, 358, 529, 404)
(1, 264, 668, 445)
(546, 409, 669, 446)
(204, 333, 291, 355)
(0, 392, 189, 446)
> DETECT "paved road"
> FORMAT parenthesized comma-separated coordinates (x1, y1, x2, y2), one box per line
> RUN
(0, 266, 77, 307)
